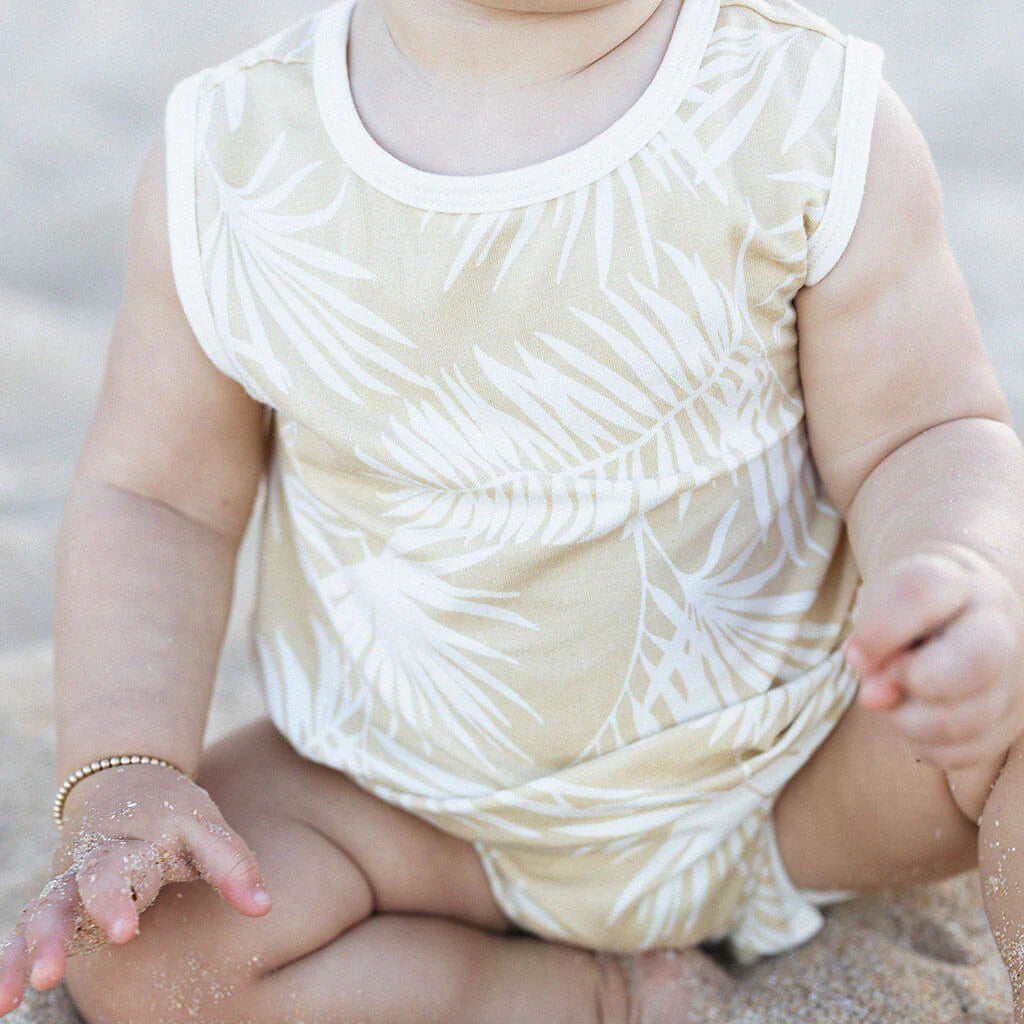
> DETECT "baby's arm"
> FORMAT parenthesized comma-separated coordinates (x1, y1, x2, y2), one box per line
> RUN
(53, 134, 265, 797)
(0, 139, 271, 1014)
(797, 80, 1024, 772)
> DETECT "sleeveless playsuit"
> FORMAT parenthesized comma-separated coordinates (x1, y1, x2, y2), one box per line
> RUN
(164, 0, 884, 962)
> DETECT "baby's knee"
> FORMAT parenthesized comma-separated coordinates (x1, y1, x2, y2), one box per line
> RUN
(947, 748, 1015, 827)
(65, 878, 268, 1024)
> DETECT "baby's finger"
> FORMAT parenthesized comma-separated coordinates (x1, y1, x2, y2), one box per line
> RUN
(0, 927, 30, 1014)
(22, 873, 77, 991)
(857, 653, 909, 711)
(847, 554, 969, 673)
(858, 677, 904, 711)
(900, 606, 1015, 704)
(182, 815, 271, 917)
(75, 841, 160, 944)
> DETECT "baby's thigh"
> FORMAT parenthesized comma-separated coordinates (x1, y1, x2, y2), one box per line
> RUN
(773, 698, 978, 893)
(66, 718, 505, 1023)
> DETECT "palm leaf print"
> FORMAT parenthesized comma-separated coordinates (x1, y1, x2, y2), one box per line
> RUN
(581, 498, 839, 758)
(654, 24, 830, 204)
(358, 214, 798, 561)
(198, 127, 429, 403)
(729, 811, 827, 959)
(542, 778, 772, 946)
(348, 748, 664, 836)
(655, 216, 814, 541)
(782, 33, 844, 153)
(259, 619, 367, 763)
(376, 765, 696, 851)
(425, 165, 659, 294)
(278, 465, 544, 774)
(607, 809, 755, 946)
(417, 23, 838, 300)
(426, 24, 830, 295)
(355, 211, 796, 556)
(581, 669, 850, 947)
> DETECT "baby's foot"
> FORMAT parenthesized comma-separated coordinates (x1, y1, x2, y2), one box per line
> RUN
(618, 947, 733, 1024)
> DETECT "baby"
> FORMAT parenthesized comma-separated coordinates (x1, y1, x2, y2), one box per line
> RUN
(2, 0, 1023, 1021)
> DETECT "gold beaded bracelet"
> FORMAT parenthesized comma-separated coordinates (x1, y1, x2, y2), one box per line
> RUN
(53, 755, 191, 828)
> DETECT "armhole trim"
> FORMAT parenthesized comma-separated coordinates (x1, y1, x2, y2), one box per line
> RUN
(165, 75, 239, 380)
(805, 38, 884, 286)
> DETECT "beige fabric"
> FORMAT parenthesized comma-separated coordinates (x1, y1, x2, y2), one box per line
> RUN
(165, 0, 883, 961)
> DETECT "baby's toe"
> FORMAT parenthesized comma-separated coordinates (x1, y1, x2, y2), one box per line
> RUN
(626, 947, 734, 1024)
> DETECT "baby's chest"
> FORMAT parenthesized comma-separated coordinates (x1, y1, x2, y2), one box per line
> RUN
(209, 144, 811, 491)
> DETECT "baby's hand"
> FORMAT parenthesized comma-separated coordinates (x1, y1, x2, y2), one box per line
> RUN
(846, 546, 1024, 771)
(0, 763, 271, 1016)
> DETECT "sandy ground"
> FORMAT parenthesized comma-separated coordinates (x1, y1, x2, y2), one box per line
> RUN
(1, 1, 1021, 1021)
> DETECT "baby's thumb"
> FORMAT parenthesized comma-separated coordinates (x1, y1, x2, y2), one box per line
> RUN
(184, 816, 272, 917)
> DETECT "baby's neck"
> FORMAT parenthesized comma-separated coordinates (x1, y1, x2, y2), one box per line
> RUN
(348, 0, 685, 175)
(375, 0, 671, 95)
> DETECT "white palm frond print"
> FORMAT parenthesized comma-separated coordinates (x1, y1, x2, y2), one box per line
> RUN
(581, 499, 839, 758)
(198, 125, 429, 403)
(781, 34, 844, 153)
(656, 211, 824, 559)
(362, 755, 718, 851)
(259, 619, 366, 763)
(572, 678, 846, 947)
(481, 791, 743, 948)
(608, 808, 755, 946)
(427, 24, 841, 296)
(354, 216, 797, 555)
(280, 466, 543, 773)
(543, 778, 769, 946)
(656, 26, 841, 205)
(359, 749, 666, 838)
(423, 162, 660, 294)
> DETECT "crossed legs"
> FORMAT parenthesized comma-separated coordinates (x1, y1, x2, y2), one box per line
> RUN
(64, 705, 1019, 1024)
(65, 719, 629, 1024)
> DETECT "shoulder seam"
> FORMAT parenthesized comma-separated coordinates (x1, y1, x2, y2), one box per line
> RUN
(196, 54, 313, 97)
(717, 0, 845, 43)
(189, 10, 322, 96)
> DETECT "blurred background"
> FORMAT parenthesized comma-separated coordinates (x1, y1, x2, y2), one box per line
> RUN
(1, 0, 1021, 1013)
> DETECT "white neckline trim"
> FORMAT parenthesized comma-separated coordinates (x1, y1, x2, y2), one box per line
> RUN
(313, 0, 722, 212)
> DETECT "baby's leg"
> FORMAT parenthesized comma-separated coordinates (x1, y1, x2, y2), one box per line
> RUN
(774, 699, 1024, 1016)
(773, 699, 979, 893)
(63, 719, 629, 1024)
(977, 743, 1024, 1016)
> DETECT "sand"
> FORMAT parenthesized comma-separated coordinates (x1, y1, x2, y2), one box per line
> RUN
(2, 0, 1022, 1021)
